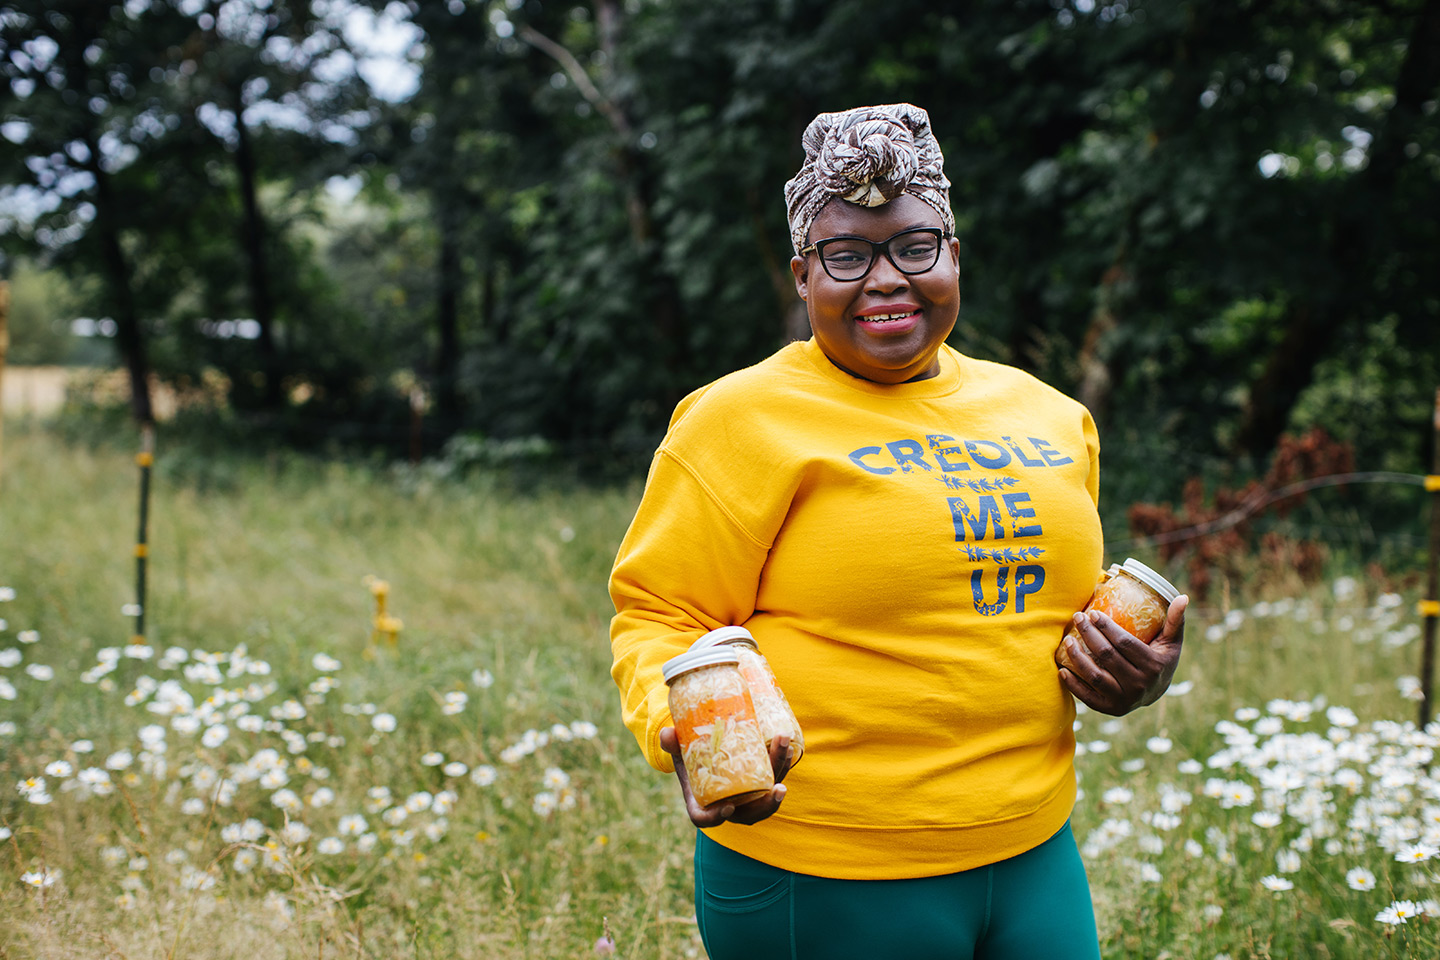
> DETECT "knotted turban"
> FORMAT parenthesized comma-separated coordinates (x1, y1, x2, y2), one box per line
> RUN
(784, 103, 953, 255)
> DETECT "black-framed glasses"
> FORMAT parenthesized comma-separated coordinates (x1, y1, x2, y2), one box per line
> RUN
(799, 227, 949, 282)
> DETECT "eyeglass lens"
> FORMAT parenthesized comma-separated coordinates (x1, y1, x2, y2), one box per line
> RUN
(817, 230, 943, 281)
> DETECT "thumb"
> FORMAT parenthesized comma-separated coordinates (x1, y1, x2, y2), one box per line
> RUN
(1153, 594, 1189, 648)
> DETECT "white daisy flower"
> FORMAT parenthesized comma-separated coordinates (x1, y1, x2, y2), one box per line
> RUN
(1395, 843, 1437, 863)
(20, 868, 60, 888)
(271, 789, 302, 812)
(1376, 900, 1418, 925)
(1259, 875, 1293, 892)
(279, 822, 310, 846)
(1346, 867, 1376, 890)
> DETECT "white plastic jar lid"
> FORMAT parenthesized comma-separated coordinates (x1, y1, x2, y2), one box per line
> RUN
(689, 625, 757, 651)
(1121, 558, 1181, 605)
(662, 646, 740, 684)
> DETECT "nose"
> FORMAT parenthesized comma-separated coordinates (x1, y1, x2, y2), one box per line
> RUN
(863, 250, 909, 294)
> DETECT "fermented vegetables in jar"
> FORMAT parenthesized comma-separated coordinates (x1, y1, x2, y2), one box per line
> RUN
(1058, 558, 1180, 671)
(690, 626, 805, 767)
(663, 648, 774, 808)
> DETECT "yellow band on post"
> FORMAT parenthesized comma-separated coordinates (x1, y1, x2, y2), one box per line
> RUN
(1421, 600, 1440, 618)
(136, 452, 154, 467)
(135, 544, 148, 558)
(1425, 475, 1440, 492)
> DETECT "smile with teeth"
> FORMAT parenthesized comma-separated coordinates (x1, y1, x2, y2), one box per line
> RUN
(858, 310, 919, 323)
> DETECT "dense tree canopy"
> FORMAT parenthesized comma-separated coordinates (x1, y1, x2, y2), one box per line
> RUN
(2, 0, 1437, 491)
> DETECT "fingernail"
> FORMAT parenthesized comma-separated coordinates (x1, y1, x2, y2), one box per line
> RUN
(1073, 612, 1086, 624)
(774, 785, 786, 800)
(720, 805, 734, 818)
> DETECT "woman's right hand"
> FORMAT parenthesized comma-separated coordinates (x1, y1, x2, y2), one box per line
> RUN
(659, 726, 791, 828)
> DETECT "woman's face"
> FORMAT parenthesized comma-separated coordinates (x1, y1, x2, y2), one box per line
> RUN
(790, 194, 961, 384)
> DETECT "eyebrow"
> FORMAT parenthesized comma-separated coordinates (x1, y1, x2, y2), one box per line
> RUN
(816, 224, 938, 241)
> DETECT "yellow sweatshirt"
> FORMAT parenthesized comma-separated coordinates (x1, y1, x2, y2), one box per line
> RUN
(610, 339, 1102, 880)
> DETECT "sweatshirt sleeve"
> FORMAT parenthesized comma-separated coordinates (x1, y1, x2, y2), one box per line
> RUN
(609, 448, 773, 773)
(1083, 406, 1101, 508)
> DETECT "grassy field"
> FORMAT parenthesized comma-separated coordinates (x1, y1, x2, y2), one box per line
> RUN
(1, 423, 1438, 959)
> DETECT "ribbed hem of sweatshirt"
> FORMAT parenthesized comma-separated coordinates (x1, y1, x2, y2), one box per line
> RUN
(701, 774, 1076, 880)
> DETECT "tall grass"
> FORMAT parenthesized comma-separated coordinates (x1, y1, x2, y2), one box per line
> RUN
(1, 423, 1437, 958)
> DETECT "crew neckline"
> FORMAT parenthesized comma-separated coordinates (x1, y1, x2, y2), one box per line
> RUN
(798, 337, 965, 400)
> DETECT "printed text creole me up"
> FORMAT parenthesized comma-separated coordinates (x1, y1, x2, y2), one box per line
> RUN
(848, 434, 1075, 617)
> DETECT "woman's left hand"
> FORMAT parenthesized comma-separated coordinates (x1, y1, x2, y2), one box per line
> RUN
(1057, 595, 1188, 716)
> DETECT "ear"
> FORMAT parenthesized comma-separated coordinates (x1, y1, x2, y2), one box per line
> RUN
(790, 255, 809, 301)
(945, 236, 960, 269)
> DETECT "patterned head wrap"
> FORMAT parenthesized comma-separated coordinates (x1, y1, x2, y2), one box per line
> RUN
(784, 103, 953, 255)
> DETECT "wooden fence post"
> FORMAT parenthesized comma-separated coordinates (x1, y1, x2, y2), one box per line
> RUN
(134, 423, 155, 643)
(1419, 386, 1440, 729)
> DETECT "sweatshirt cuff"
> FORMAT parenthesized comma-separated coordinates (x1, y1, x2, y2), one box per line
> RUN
(644, 697, 677, 774)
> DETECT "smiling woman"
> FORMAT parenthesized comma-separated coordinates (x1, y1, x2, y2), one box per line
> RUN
(791, 195, 960, 384)
(608, 103, 1188, 960)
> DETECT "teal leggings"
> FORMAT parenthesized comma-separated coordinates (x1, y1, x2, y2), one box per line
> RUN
(694, 822, 1100, 960)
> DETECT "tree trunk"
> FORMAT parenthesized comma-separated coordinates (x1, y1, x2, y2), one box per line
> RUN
(93, 153, 156, 425)
(231, 83, 283, 409)
(745, 185, 808, 343)
(435, 203, 461, 426)
(64, 7, 153, 424)
(1235, 0, 1440, 457)
(1234, 303, 1337, 458)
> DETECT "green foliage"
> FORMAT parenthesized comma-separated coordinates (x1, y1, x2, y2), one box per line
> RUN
(3, 0, 1438, 492)
(1, 259, 104, 365)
